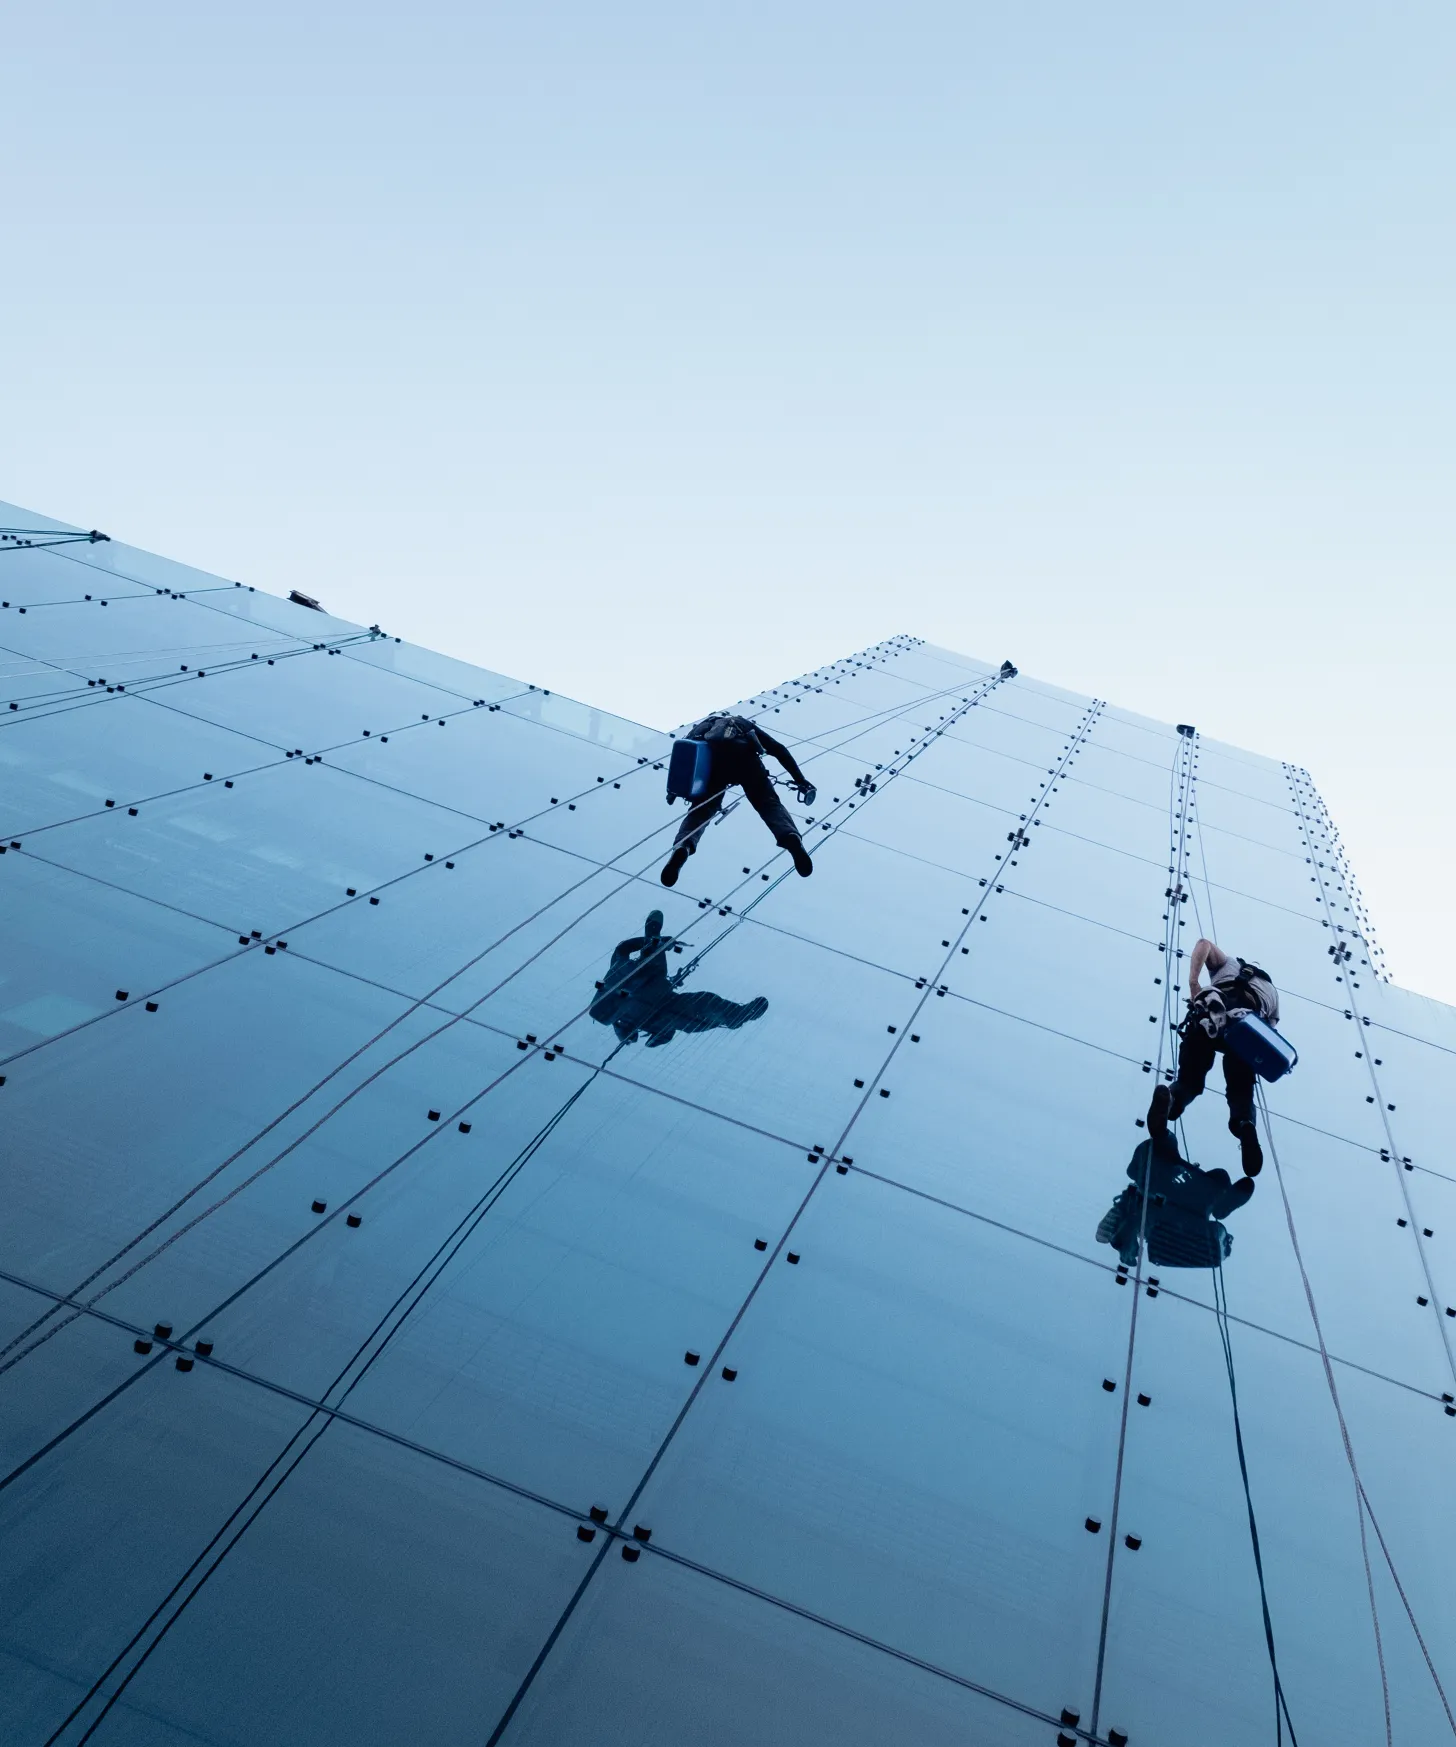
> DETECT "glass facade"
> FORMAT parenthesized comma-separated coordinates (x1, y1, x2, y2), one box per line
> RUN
(2, 502, 1453, 1746)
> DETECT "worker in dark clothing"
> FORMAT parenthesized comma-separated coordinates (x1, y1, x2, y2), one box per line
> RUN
(661, 712, 816, 886)
(1096, 1126, 1254, 1270)
(589, 911, 768, 1046)
(1148, 938, 1278, 1176)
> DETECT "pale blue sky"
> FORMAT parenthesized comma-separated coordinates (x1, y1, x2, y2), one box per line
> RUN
(3, 2, 1453, 998)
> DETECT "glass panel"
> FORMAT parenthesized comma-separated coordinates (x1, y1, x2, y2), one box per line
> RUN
(151, 640, 468, 750)
(838, 977, 1153, 1265)
(342, 637, 527, 706)
(1098, 1287, 1415, 1747)
(0, 691, 283, 838)
(504, 1544, 1057, 1747)
(33, 758, 489, 932)
(0, 945, 422, 1288)
(0, 851, 232, 1073)
(1008, 816, 1166, 938)
(0, 541, 154, 609)
(628, 1168, 1126, 1713)
(325, 707, 654, 835)
(1195, 738, 1295, 808)
(945, 700, 1076, 775)
(0, 1360, 584, 1746)
(0, 592, 308, 680)
(243, 1085, 820, 1507)
(1083, 707, 1179, 764)
(913, 640, 999, 687)
(1040, 765, 1175, 864)
(1057, 736, 1173, 808)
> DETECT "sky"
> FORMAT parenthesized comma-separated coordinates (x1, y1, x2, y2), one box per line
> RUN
(2, 2, 1453, 1000)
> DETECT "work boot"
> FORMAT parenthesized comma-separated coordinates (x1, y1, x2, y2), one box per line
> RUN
(660, 846, 690, 888)
(1147, 1083, 1172, 1143)
(1231, 1119, 1263, 1177)
(782, 835, 813, 877)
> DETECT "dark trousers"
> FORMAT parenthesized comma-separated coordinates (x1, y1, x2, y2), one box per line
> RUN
(1172, 1025, 1256, 1128)
(673, 741, 797, 851)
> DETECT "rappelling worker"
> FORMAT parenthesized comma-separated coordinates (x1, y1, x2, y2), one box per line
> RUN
(589, 910, 769, 1045)
(1148, 938, 1279, 1176)
(661, 712, 816, 887)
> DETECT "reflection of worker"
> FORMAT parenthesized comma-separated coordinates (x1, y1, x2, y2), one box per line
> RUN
(662, 713, 815, 887)
(1150, 939, 1278, 1175)
(1096, 1125, 1254, 1270)
(589, 911, 768, 1047)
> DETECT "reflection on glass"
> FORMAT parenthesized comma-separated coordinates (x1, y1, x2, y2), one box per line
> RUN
(1096, 1131, 1254, 1269)
(589, 910, 768, 1047)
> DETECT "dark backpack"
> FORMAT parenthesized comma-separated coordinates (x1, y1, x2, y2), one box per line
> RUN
(666, 739, 715, 803)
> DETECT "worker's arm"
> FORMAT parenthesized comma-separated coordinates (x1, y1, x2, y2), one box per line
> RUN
(609, 936, 648, 968)
(1188, 938, 1227, 1001)
(753, 727, 811, 791)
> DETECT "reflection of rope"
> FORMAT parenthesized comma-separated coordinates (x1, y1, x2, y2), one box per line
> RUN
(42, 1044, 626, 1745)
(1259, 1082, 1456, 1743)
(1212, 1261, 1301, 1745)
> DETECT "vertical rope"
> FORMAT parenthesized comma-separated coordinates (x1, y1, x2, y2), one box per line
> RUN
(1089, 725, 1197, 1737)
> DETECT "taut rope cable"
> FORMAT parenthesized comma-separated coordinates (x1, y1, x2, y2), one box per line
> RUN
(1187, 737, 1307, 1743)
(1089, 724, 1196, 1737)
(1259, 1084, 1394, 1744)
(1212, 1260, 1301, 1744)
(1259, 1077, 1456, 1738)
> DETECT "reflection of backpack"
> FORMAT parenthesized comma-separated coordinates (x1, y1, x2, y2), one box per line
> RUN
(590, 949, 648, 1024)
(1148, 1213, 1232, 1269)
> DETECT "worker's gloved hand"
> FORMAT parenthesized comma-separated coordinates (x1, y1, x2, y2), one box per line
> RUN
(797, 783, 817, 806)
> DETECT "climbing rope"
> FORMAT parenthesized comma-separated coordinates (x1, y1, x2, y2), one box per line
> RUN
(1258, 1081, 1456, 1742)
(1211, 1261, 1301, 1745)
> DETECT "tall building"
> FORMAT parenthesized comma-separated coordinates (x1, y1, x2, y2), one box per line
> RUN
(1, 504, 1452, 1747)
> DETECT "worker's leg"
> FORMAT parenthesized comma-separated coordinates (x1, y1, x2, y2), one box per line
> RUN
(663, 783, 725, 885)
(734, 748, 813, 874)
(673, 783, 726, 850)
(1168, 1025, 1215, 1119)
(728, 750, 797, 843)
(1223, 1048, 1263, 1175)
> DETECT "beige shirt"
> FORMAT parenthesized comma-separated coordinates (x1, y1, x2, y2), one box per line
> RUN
(1209, 953, 1279, 1024)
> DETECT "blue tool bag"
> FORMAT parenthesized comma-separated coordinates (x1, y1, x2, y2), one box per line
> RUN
(1223, 1013, 1298, 1082)
(666, 738, 715, 803)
